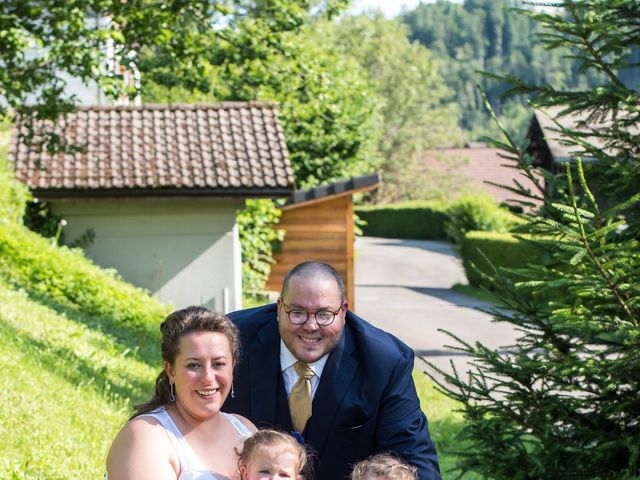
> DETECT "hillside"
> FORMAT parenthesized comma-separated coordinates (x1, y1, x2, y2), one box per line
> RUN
(400, 0, 640, 140)
(1, 130, 169, 478)
(0, 222, 168, 479)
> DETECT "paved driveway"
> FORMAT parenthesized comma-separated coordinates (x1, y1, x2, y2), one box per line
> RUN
(354, 236, 520, 378)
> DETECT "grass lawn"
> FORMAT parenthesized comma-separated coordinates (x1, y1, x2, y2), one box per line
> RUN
(0, 281, 158, 479)
(414, 366, 481, 479)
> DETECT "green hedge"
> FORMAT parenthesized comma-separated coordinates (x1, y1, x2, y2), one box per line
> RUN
(445, 193, 523, 246)
(461, 230, 546, 288)
(356, 201, 449, 239)
(0, 220, 169, 355)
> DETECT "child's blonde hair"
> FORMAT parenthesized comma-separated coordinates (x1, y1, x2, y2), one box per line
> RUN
(350, 453, 417, 480)
(238, 429, 309, 479)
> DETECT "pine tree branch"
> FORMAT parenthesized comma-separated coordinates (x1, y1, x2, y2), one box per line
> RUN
(565, 162, 636, 325)
(566, 1, 627, 90)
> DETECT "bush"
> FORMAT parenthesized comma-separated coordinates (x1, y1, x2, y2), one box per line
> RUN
(0, 127, 31, 224)
(237, 199, 284, 295)
(460, 230, 546, 288)
(356, 201, 449, 239)
(0, 221, 169, 352)
(445, 193, 522, 246)
(0, 169, 30, 224)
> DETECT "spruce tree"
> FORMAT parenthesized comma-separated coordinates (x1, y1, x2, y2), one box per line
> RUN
(428, 1, 640, 478)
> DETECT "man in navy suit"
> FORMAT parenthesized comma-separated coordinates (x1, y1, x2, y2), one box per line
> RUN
(224, 261, 441, 480)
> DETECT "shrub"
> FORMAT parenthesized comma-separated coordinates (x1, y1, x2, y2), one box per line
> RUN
(237, 199, 284, 296)
(445, 193, 522, 246)
(356, 201, 449, 239)
(0, 128, 31, 224)
(0, 221, 169, 351)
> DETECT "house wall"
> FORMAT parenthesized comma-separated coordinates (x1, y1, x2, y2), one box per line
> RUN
(51, 197, 244, 312)
(265, 195, 356, 310)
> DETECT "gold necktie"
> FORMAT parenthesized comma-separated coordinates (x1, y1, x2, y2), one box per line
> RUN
(289, 361, 314, 433)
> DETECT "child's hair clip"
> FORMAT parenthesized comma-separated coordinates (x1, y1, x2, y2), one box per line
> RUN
(290, 430, 305, 445)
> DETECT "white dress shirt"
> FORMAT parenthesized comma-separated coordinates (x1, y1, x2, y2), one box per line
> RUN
(280, 339, 329, 399)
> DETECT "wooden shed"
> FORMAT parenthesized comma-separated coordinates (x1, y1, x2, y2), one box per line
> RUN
(265, 174, 381, 311)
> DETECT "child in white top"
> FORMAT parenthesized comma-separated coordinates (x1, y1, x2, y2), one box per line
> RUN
(238, 429, 308, 480)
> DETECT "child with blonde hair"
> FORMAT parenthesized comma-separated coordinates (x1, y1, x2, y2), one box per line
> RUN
(238, 429, 309, 480)
(350, 453, 418, 480)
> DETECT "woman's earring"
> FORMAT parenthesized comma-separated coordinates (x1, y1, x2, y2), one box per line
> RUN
(231, 382, 235, 399)
(169, 382, 176, 402)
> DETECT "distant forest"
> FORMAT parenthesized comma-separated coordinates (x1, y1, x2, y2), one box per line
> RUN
(401, 0, 640, 141)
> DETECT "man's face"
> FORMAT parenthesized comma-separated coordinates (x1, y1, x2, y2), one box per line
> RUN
(277, 275, 347, 364)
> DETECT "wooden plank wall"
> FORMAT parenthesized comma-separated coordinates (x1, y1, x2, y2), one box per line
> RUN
(265, 195, 356, 310)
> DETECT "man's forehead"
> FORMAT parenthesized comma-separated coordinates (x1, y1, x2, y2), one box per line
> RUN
(287, 274, 338, 291)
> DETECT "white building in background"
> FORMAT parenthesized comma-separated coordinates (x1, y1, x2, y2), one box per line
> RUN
(11, 102, 294, 311)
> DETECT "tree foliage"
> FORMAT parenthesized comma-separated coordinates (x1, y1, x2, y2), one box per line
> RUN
(3, 0, 362, 296)
(319, 14, 464, 202)
(0, 1, 228, 116)
(402, 0, 617, 141)
(428, 1, 640, 478)
(211, 26, 379, 188)
(1, 0, 350, 151)
(143, 4, 377, 190)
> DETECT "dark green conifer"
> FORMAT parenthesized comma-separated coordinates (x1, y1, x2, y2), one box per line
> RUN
(429, 2, 640, 478)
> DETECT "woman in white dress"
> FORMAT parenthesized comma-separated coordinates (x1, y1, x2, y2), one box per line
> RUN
(107, 306, 257, 480)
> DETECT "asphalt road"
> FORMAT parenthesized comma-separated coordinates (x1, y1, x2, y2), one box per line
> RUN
(353, 236, 520, 378)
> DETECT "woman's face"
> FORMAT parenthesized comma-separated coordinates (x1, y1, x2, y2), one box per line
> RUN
(165, 330, 234, 420)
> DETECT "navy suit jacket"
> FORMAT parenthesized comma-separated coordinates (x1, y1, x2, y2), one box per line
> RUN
(224, 304, 441, 480)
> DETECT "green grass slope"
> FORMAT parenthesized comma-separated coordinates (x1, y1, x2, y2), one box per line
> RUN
(0, 130, 170, 477)
(1, 280, 158, 478)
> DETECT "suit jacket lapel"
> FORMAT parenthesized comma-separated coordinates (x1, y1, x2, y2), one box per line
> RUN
(249, 319, 281, 425)
(307, 323, 358, 456)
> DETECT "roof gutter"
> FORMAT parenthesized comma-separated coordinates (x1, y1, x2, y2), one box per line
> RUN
(30, 186, 294, 200)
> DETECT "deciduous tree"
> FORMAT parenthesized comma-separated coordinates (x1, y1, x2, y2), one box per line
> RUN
(320, 14, 463, 202)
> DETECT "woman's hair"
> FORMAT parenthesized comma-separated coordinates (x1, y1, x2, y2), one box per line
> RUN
(350, 453, 418, 480)
(131, 305, 240, 419)
(238, 429, 309, 479)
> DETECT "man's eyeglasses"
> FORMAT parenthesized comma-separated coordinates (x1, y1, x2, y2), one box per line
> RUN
(281, 301, 342, 326)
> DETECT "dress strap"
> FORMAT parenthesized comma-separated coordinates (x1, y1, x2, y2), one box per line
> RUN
(139, 409, 200, 477)
(222, 412, 253, 440)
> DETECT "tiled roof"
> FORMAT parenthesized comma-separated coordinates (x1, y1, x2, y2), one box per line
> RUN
(420, 146, 542, 206)
(10, 103, 294, 197)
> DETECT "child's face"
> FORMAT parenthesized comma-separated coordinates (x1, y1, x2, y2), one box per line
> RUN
(242, 447, 300, 480)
